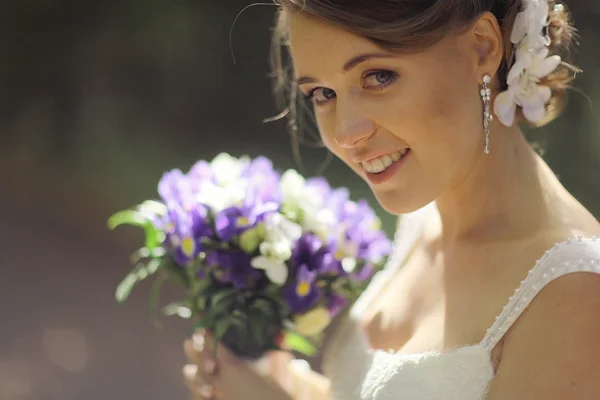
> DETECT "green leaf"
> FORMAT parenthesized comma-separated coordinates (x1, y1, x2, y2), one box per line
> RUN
(212, 319, 231, 356)
(115, 272, 139, 303)
(162, 263, 189, 287)
(209, 289, 238, 316)
(251, 297, 276, 315)
(248, 312, 267, 349)
(138, 200, 167, 216)
(196, 312, 215, 329)
(163, 303, 192, 319)
(284, 331, 318, 356)
(144, 222, 161, 250)
(146, 258, 161, 274)
(108, 209, 146, 230)
(115, 259, 164, 303)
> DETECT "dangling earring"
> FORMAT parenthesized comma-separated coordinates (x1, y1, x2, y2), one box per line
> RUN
(480, 74, 493, 154)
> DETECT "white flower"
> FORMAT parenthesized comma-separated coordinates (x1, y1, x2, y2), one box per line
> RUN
(195, 181, 245, 212)
(210, 153, 249, 187)
(281, 169, 307, 203)
(494, 49, 561, 126)
(263, 212, 303, 243)
(250, 213, 302, 285)
(280, 169, 336, 238)
(510, 0, 550, 50)
(493, 0, 560, 127)
(251, 241, 292, 285)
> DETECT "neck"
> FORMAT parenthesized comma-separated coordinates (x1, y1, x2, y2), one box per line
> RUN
(434, 122, 550, 243)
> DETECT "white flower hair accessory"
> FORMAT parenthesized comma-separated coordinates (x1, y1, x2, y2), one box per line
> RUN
(493, 0, 563, 127)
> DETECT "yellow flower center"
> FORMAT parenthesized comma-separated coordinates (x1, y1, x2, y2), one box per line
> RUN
(296, 281, 311, 297)
(181, 237, 195, 257)
(369, 218, 381, 231)
(334, 249, 345, 260)
(237, 216, 250, 226)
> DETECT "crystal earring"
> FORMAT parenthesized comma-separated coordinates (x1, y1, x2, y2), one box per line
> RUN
(480, 74, 493, 154)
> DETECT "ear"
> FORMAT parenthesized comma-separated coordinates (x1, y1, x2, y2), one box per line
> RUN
(470, 12, 504, 86)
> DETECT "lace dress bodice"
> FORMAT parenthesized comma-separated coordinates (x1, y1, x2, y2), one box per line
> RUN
(323, 203, 600, 400)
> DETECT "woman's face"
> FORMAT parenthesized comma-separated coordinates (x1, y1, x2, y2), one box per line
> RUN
(287, 13, 487, 214)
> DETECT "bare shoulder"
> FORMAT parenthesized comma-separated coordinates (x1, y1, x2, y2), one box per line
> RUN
(486, 240, 600, 399)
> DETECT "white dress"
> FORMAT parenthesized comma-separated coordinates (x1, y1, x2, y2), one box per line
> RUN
(322, 202, 600, 400)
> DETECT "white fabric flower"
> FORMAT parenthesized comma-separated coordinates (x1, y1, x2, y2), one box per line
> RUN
(510, 0, 550, 49)
(494, 49, 561, 126)
(493, 0, 561, 127)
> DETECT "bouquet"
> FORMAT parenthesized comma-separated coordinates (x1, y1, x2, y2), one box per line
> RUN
(109, 153, 391, 360)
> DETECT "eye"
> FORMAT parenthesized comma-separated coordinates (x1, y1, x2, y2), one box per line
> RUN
(363, 70, 399, 89)
(306, 87, 337, 106)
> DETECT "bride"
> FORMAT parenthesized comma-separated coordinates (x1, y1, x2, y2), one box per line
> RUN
(183, 0, 600, 399)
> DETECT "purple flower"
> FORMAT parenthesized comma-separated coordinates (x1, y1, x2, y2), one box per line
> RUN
(305, 177, 331, 200)
(292, 234, 339, 275)
(325, 188, 350, 218)
(205, 249, 261, 289)
(214, 203, 278, 242)
(337, 200, 391, 263)
(158, 169, 195, 210)
(326, 293, 349, 318)
(187, 160, 215, 190)
(283, 264, 321, 314)
(163, 205, 203, 265)
(244, 157, 282, 206)
(352, 263, 375, 282)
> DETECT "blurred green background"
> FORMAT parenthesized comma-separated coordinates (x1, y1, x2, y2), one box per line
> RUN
(0, 1, 598, 399)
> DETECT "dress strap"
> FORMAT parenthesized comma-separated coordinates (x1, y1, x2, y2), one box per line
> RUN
(481, 236, 600, 353)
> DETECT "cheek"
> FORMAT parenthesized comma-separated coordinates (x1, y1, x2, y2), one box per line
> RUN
(406, 63, 481, 160)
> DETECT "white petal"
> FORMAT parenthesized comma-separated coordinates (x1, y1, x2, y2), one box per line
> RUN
(493, 90, 517, 127)
(531, 55, 561, 79)
(507, 59, 526, 85)
(265, 263, 288, 285)
(251, 256, 274, 270)
(535, 48, 550, 61)
(536, 85, 552, 104)
(511, 11, 528, 43)
(528, 2, 549, 37)
(211, 153, 241, 186)
(522, 103, 547, 123)
(519, 86, 552, 108)
(280, 169, 305, 201)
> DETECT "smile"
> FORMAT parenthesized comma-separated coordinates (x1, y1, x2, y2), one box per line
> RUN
(361, 148, 409, 174)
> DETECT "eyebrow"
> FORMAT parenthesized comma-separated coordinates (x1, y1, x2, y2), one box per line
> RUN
(296, 52, 395, 86)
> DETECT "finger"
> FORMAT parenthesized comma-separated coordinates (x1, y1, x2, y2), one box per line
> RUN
(184, 339, 201, 366)
(183, 363, 199, 393)
(268, 350, 295, 391)
(183, 364, 218, 400)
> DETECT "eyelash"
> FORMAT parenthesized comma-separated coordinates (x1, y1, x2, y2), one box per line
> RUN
(304, 69, 400, 106)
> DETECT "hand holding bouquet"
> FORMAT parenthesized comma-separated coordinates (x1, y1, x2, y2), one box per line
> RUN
(110, 153, 391, 359)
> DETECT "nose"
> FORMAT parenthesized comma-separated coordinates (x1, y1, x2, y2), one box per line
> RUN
(334, 104, 376, 149)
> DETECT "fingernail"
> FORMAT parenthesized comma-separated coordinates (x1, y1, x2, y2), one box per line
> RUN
(192, 333, 205, 352)
(198, 383, 215, 398)
(183, 363, 198, 379)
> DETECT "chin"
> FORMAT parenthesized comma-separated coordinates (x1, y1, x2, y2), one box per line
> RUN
(372, 190, 430, 216)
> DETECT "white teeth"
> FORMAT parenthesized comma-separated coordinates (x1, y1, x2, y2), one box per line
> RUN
(361, 149, 409, 174)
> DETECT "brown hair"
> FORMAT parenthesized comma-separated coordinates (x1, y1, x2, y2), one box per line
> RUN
(268, 0, 579, 155)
